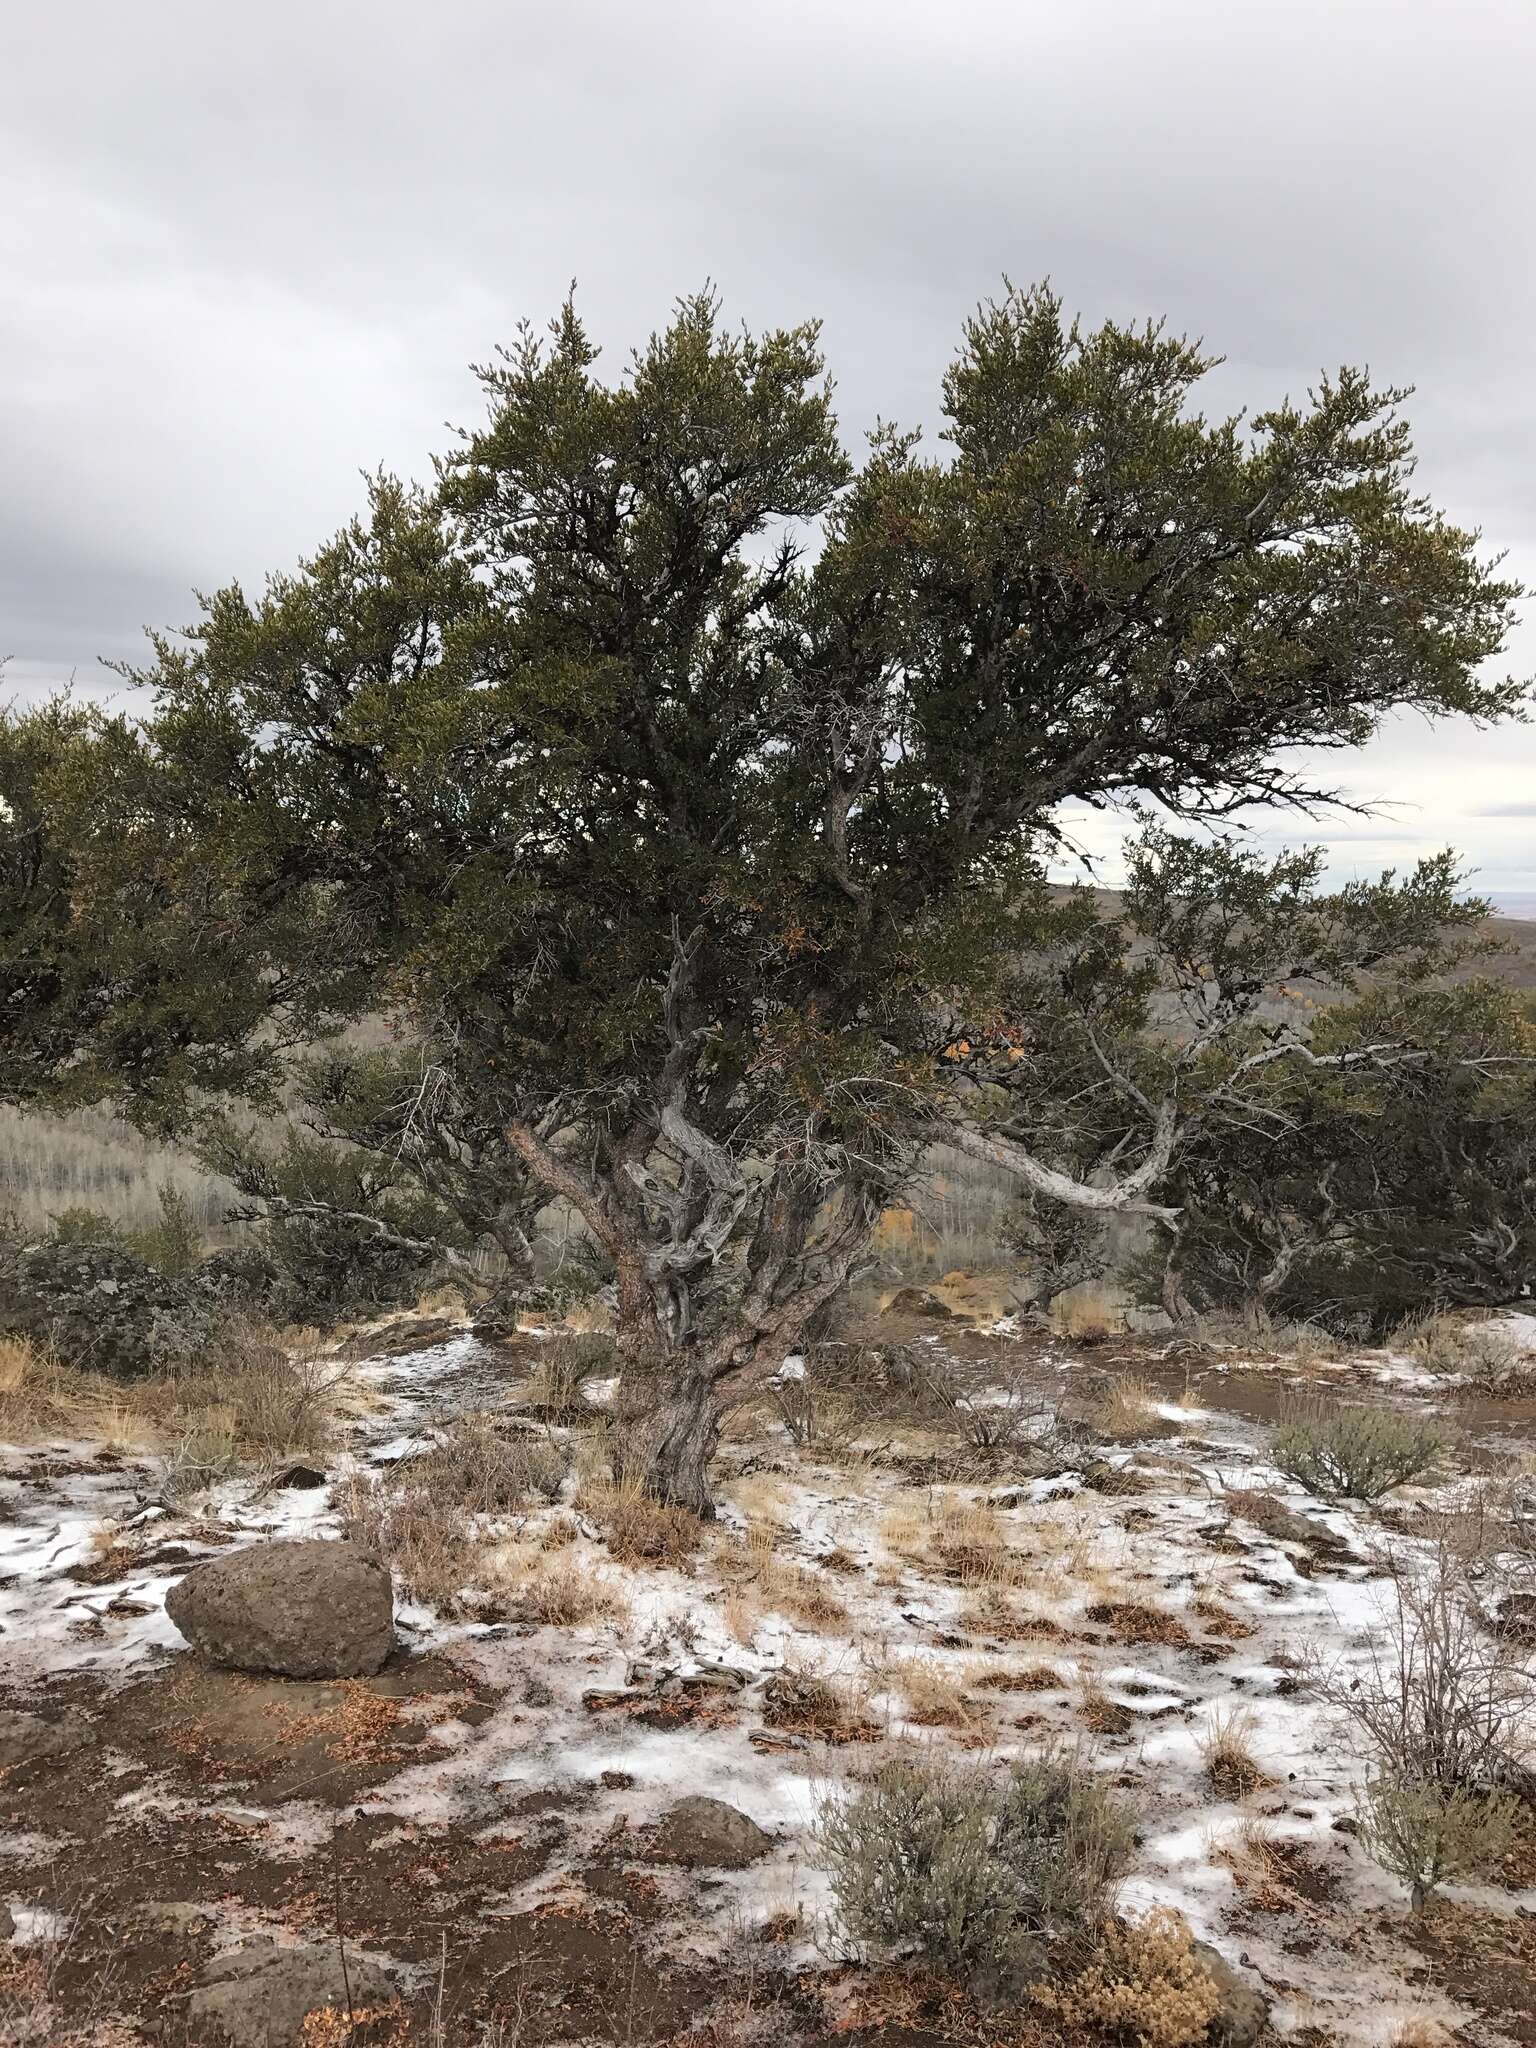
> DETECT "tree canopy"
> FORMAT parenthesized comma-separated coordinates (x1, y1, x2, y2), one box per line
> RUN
(3, 283, 1527, 1504)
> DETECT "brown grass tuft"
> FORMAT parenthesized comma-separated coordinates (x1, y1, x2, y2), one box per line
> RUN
(1085, 1598, 1193, 1647)
(1199, 1708, 1270, 1798)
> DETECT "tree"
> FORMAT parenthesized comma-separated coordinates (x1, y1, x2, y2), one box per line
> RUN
(1157, 978, 1536, 1331)
(18, 283, 1527, 1507)
(0, 690, 120, 1112)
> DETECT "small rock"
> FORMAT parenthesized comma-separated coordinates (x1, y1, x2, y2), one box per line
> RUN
(1192, 1939, 1270, 2048)
(137, 1900, 216, 1937)
(1495, 1592, 1536, 1644)
(646, 1795, 773, 1869)
(273, 1464, 327, 1491)
(166, 1538, 394, 1680)
(0, 1707, 93, 1769)
(882, 1286, 954, 1320)
(600, 1768, 635, 1789)
(185, 1937, 400, 2046)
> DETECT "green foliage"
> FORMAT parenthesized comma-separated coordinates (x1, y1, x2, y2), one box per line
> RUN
(197, 1112, 471, 1320)
(1357, 1775, 1518, 1909)
(4, 283, 1528, 1478)
(1271, 1400, 1447, 1499)
(1156, 976, 1536, 1332)
(129, 1182, 203, 1279)
(819, 1751, 1134, 1987)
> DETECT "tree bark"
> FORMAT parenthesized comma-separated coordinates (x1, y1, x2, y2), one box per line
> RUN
(633, 1369, 723, 1516)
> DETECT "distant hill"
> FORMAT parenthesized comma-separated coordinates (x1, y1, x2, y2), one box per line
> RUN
(1045, 886, 1536, 998)
(1481, 913, 1536, 992)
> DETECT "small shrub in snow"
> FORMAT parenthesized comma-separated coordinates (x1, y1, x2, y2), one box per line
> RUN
(161, 1417, 239, 1498)
(598, 1493, 703, 1568)
(1356, 1774, 1519, 1910)
(1314, 1549, 1534, 1795)
(762, 1668, 877, 1743)
(1402, 1311, 1528, 1386)
(529, 1331, 616, 1417)
(1271, 1399, 1446, 1499)
(408, 1414, 570, 1512)
(818, 1751, 1133, 1990)
(1093, 1373, 1158, 1440)
(1032, 1907, 1221, 2048)
(1199, 1707, 1269, 1798)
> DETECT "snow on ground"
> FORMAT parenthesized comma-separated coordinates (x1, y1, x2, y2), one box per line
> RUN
(3, 1316, 1535, 2043)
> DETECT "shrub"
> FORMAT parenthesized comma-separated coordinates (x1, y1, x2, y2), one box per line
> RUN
(1271, 1399, 1446, 1499)
(338, 1415, 573, 1612)
(337, 1474, 476, 1611)
(161, 1416, 239, 1498)
(529, 1330, 616, 1416)
(1033, 1907, 1221, 2048)
(1094, 1373, 1158, 1441)
(992, 1752, 1139, 1937)
(819, 1751, 1134, 1991)
(199, 1320, 353, 1461)
(1357, 1774, 1520, 1910)
(1052, 1286, 1123, 1347)
(598, 1492, 703, 1567)
(405, 1415, 570, 1512)
(1313, 1550, 1534, 1796)
(510, 1554, 625, 1627)
(762, 1668, 877, 1742)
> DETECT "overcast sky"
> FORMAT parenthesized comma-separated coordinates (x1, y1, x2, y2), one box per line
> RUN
(6, 0, 1533, 904)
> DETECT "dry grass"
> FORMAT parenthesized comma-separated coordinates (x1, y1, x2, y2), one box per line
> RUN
(0, 1326, 350, 1468)
(974, 1660, 1068, 1693)
(1217, 1818, 1294, 1907)
(1051, 1284, 1123, 1346)
(880, 1492, 1028, 1589)
(1093, 1372, 1158, 1439)
(1078, 1680, 1134, 1736)
(892, 1656, 980, 1729)
(960, 1588, 1070, 1642)
(1199, 1708, 1269, 1798)
(338, 1419, 580, 1613)
(338, 1472, 480, 1611)
(930, 1498, 1029, 1586)
(1192, 1592, 1257, 1640)
(524, 1330, 616, 1417)
(397, 1414, 571, 1514)
(0, 1336, 160, 1447)
(761, 1667, 879, 1743)
(1085, 1598, 1193, 1647)
(510, 1554, 626, 1627)
(597, 1492, 705, 1569)
(761, 1561, 850, 1627)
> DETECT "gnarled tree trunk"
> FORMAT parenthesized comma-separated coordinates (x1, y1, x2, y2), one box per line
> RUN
(632, 1369, 723, 1516)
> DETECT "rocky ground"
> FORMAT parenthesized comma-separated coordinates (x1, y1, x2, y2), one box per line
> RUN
(2, 1299, 1535, 2047)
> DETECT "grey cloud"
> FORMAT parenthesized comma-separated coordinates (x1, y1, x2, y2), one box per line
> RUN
(5, 0, 1534, 896)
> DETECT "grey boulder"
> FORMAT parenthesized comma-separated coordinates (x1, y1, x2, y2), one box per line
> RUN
(1192, 1940, 1271, 2047)
(166, 1538, 394, 1679)
(0, 1707, 93, 1768)
(186, 1937, 400, 2045)
(646, 1795, 773, 1869)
